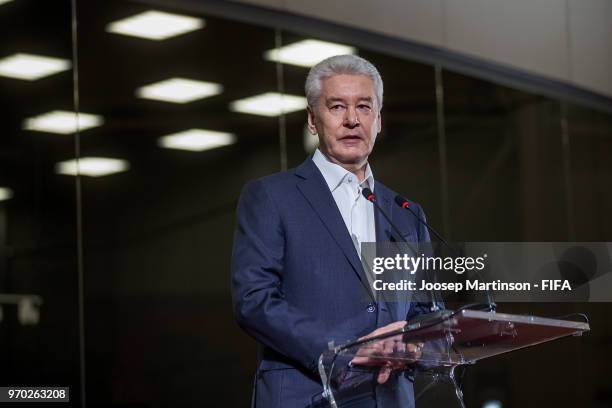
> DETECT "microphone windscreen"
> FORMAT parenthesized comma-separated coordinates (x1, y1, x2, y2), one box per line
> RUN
(394, 195, 409, 207)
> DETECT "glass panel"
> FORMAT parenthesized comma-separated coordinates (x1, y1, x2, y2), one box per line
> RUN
(69, 3, 612, 408)
(566, 103, 612, 240)
(0, 0, 80, 398)
(442, 70, 566, 241)
(75, 1, 280, 405)
(366, 55, 441, 226)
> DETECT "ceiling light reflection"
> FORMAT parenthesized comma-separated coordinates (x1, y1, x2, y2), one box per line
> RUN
(23, 111, 103, 134)
(136, 78, 222, 103)
(0, 53, 71, 81)
(0, 187, 13, 202)
(55, 157, 129, 177)
(230, 92, 307, 117)
(264, 39, 356, 67)
(106, 10, 204, 40)
(159, 129, 236, 152)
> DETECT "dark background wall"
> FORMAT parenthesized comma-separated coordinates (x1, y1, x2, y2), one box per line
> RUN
(0, 0, 611, 407)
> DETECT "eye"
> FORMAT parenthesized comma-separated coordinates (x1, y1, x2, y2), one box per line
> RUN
(357, 104, 372, 111)
(329, 104, 345, 111)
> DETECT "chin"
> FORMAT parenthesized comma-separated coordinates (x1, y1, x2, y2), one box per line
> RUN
(335, 153, 367, 165)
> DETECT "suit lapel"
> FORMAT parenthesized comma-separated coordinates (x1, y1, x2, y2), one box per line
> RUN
(374, 185, 399, 243)
(375, 185, 420, 243)
(295, 159, 374, 300)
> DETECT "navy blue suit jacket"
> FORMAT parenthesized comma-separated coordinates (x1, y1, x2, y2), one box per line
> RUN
(232, 157, 430, 407)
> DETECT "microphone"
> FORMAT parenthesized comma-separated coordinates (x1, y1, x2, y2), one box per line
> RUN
(362, 187, 440, 312)
(394, 195, 496, 312)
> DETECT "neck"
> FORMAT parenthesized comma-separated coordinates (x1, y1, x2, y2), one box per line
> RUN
(343, 162, 367, 182)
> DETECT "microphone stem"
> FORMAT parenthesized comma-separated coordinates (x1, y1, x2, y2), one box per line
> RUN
(397, 198, 496, 312)
(364, 190, 440, 312)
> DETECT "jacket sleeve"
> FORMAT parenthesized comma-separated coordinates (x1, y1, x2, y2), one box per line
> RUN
(231, 179, 332, 373)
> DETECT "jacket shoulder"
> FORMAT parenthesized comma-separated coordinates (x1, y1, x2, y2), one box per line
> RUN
(244, 166, 300, 192)
(239, 165, 306, 206)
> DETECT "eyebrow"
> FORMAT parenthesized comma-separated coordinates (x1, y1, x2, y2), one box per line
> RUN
(325, 97, 374, 104)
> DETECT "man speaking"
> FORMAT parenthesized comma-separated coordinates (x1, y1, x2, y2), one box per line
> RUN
(232, 55, 431, 407)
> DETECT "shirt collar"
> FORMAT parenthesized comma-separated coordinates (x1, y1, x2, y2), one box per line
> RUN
(312, 149, 375, 192)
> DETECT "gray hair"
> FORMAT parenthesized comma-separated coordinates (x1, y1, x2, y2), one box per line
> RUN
(305, 54, 383, 110)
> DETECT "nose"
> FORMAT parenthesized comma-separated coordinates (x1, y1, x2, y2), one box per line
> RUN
(343, 106, 359, 128)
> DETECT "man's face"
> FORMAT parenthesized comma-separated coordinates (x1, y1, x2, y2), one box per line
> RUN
(307, 74, 381, 167)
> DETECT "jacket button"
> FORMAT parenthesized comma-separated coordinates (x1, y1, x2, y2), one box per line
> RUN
(367, 303, 376, 313)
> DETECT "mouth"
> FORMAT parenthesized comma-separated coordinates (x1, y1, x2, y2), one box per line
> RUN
(339, 134, 362, 141)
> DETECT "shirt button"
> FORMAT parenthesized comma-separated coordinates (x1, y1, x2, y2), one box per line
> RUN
(348, 177, 353, 183)
(367, 303, 376, 313)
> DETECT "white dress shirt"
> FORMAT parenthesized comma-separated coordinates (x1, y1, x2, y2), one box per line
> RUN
(312, 149, 376, 257)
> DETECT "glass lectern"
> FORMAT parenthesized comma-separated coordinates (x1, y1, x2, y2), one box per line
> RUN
(316, 309, 590, 407)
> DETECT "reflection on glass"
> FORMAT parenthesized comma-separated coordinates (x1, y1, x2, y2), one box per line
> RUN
(158, 128, 236, 152)
(0, 53, 71, 81)
(76, 1, 281, 405)
(63, 1, 612, 407)
(136, 77, 223, 104)
(566, 103, 612, 240)
(106, 10, 204, 41)
(55, 157, 130, 177)
(0, 0, 79, 398)
(23, 110, 103, 134)
(0, 187, 13, 201)
(264, 39, 356, 67)
(443, 70, 565, 241)
(230, 91, 307, 117)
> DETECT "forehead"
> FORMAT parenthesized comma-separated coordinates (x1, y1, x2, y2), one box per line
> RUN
(320, 74, 375, 100)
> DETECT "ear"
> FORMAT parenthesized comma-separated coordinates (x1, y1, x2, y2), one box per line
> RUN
(376, 111, 382, 133)
(306, 106, 318, 135)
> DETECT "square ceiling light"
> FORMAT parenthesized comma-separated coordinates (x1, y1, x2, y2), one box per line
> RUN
(0, 53, 71, 81)
(159, 129, 236, 152)
(23, 110, 103, 134)
(106, 10, 204, 40)
(136, 78, 222, 103)
(230, 92, 307, 117)
(263, 39, 356, 67)
(56, 157, 129, 177)
(0, 187, 13, 202)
